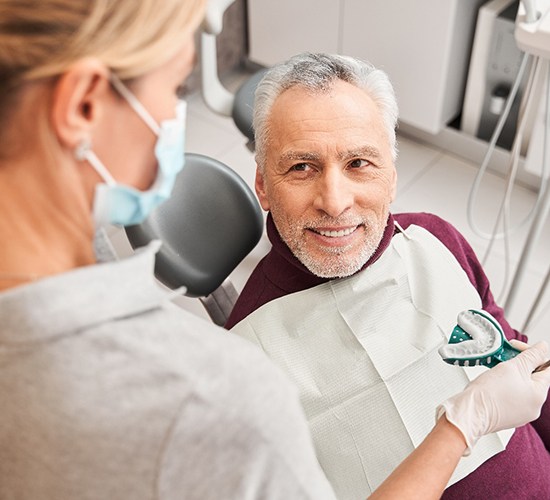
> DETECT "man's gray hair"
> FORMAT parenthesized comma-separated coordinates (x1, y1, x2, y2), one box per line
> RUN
(253, 52, 399, 169)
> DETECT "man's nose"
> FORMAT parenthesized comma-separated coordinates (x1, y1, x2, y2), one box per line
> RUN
(313, 168, 354, 218)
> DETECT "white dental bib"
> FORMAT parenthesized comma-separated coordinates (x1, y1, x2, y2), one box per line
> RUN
(231, 225, 512, 499)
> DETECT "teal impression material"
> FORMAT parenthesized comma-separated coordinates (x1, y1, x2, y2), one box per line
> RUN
(439, 309, 521, 368)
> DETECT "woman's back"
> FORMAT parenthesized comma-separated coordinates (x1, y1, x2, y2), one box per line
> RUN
(0, 243, 334, 499)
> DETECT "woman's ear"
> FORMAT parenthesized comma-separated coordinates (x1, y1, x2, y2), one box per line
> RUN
(51, 58, 111, 150)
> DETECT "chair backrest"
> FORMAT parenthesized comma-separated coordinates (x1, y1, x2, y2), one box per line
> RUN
(125, 153, 264, 325)
(231, 67, 268, 145)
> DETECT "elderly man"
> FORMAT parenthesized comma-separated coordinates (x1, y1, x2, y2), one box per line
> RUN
(226, 53, 550, 499)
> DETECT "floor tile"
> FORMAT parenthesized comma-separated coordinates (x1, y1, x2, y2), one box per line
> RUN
(395, 134, 443, 196)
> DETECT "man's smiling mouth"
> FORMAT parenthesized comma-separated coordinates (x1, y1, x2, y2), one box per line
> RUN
(310, 225, 360, 238)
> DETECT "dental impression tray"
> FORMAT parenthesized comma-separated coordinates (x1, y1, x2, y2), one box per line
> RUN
(439, 309, 521, 368)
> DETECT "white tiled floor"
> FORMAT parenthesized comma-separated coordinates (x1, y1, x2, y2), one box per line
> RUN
(111, 79, 550, 343)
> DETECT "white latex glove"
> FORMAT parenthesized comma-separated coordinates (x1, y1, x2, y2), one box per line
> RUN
(437, 341, 550, 455)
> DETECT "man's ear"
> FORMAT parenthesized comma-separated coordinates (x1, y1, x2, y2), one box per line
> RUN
(390, 165, 398, 203)
(51, 58, 111, 150)
(255, 166, 270, 211)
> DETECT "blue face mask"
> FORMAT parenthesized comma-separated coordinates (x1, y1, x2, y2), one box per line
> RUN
(76, 75, 187, 227)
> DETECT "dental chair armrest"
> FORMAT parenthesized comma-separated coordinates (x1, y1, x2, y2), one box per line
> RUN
(199, 280, 240, 327)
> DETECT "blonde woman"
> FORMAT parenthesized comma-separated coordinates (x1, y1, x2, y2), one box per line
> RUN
(0, 1, 549, 499)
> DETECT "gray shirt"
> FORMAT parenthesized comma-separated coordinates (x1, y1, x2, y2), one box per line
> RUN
(0, 242, 335, 500)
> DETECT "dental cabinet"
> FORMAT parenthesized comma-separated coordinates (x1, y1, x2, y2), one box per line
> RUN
(247, 0, 487, 134)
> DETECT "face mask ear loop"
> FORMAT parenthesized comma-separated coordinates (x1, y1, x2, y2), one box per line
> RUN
(109, 74, 161, 136)
(75, 140, 117, 187)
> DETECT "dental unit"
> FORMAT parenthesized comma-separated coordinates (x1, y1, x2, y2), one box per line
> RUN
(468, 0, 550, 332)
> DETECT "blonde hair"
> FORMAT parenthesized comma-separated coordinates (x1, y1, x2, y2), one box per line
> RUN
(0, 0, 205, 88)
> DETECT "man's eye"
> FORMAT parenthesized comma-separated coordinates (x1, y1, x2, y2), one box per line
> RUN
(349, 159, 370, 169)
(290, 163, 310, 172)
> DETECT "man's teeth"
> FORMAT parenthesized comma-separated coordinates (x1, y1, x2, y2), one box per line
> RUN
(317, 227, 356, 237)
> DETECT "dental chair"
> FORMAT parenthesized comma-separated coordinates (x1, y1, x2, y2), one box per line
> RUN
(201, 0, 267, 148)
(125, 153, 264, 326)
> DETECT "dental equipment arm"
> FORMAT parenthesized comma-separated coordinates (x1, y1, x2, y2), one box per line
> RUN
(200, 0, 236, 116)
(516, 0, 550, 58)
(522, 0, 539, 23)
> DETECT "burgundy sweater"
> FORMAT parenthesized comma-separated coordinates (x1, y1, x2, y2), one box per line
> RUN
(227, 212, 550, 499)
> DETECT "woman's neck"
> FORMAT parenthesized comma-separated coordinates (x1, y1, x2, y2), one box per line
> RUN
(0, 156, 96, 291)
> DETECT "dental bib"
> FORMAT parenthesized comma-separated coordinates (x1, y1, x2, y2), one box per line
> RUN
(231, 225, 512, 500)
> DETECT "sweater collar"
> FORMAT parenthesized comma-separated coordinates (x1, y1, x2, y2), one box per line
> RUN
(263, 212, 396, 294)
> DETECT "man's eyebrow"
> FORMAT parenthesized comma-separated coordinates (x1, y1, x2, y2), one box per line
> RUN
(278, 151, 320, 165)
(338, 146, 382, 161)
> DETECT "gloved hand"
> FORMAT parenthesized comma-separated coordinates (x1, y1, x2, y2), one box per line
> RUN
(437, 341, 550, 455)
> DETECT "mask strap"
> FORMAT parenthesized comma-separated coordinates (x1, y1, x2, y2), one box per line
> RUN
(110, 74, 161, 136)
(75, 140, 117, 187)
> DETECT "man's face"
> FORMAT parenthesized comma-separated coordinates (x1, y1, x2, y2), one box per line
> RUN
(255, 79, 397, 278)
